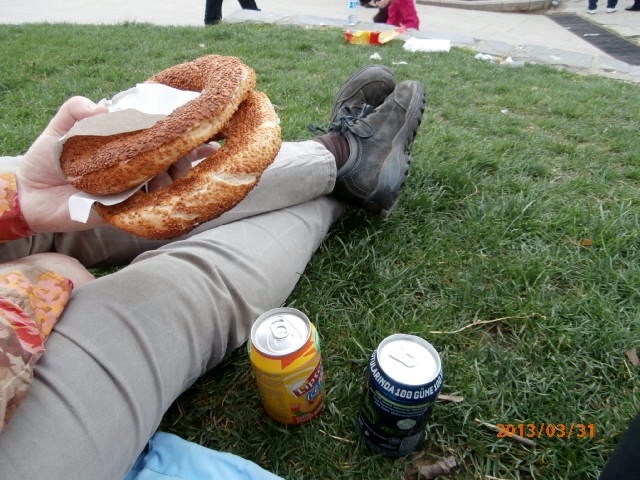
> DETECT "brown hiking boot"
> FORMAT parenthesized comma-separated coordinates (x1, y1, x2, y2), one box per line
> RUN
(331, 80, 426, 216)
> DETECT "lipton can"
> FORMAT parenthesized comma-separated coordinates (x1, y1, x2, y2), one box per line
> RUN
(357, 334, 443, 457)
(248, 307, 325, 425)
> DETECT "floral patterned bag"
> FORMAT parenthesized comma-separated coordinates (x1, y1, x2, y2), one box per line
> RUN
(0, 267, 73, 431)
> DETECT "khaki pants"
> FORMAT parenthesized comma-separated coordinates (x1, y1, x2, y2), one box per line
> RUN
(0, 140, 343, 479)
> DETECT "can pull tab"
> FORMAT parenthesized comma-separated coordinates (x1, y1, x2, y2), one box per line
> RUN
(270, 318, 290, 339)
(390, 349, 417, 368)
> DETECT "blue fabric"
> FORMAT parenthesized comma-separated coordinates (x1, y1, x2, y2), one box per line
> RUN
(125, 432, 284, 480)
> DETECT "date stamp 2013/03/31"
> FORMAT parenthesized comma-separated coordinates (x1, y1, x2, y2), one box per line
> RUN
(497, 423, 596, 440)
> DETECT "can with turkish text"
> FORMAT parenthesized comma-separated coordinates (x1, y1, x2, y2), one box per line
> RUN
(248, 307, 325, 425)
(357, 334, 443, 456)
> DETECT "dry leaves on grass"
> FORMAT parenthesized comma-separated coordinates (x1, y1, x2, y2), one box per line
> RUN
(625, 348, 639, 366)
(405, 456, 458, 480)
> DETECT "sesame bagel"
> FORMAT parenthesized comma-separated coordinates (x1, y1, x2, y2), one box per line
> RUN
(60, 55, 256, 195)
(59, 55, 282, 239)
(95, 89, 281, 239)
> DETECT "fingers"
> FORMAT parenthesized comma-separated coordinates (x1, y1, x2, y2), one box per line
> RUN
(44, 96, 109, 138)
(146, 157, 190, 192)
(168, 156, 193, 180)
(184, 142, 220, 163)
(146, 171, 173, 192)
(146, 143, 220, 192)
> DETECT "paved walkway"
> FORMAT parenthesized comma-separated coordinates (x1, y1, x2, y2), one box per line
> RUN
(0, 0, 638, 82)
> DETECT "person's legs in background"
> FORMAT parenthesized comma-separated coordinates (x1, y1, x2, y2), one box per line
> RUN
(204, 0, 223, 25)
(205, 0, 259, 25)
(238, 0, 260, 10)
(373, 6, 389, 23)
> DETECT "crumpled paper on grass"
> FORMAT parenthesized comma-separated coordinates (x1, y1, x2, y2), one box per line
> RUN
(56, 84, 200, 223)
(474, 52, 526, 67)
(403, 37, 451, 53)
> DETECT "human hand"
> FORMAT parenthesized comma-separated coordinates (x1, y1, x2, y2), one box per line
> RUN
(16, 96, 109, 233)
(146, 142, 220, 192)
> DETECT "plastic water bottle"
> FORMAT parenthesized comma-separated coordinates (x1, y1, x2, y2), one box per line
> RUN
(347, 0, 358, 26)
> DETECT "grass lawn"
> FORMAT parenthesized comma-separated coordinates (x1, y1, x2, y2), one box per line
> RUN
(1, 21, 639, 480)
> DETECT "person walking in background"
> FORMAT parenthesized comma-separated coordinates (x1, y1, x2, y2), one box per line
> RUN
(587, 0, 617, 13)
(371, 0, 420, 30)
(204, 0, 259, 25)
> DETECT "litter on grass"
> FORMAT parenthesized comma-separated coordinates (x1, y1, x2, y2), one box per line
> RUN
(345, 29, 402, 45)
(403, 37, 451, 53)
(475, 52, 526, 68)
(405, 456, 459, 480)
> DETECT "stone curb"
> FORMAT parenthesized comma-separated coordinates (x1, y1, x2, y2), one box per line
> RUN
(416, 0, 551, 12)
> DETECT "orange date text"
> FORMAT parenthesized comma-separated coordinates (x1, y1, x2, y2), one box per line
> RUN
(497, 423, 596, 440)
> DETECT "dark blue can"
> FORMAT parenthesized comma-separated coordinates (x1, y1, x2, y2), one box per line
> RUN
(357, 334, 443, 457)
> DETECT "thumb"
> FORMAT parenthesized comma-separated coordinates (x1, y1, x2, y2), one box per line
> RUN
(44, 96, 108, 138)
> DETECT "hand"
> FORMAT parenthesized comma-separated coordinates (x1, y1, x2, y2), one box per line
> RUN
(146, 142, 220, 192)
(16, 97, 218, 234)
(16, 96, 109, 233)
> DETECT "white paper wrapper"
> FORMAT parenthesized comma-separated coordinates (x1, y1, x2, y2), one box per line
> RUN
(68, 187, 141, 223)
(59, 84, 200, 223)
(101, 83, 200, 115)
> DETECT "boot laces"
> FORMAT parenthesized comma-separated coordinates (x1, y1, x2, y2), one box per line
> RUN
(308, 104, 375, 137)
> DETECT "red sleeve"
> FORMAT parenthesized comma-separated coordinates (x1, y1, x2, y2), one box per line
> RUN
(0, 172, 34, 242)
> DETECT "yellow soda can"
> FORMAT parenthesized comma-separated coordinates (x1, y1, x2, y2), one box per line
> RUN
(248, 307, 325, 425)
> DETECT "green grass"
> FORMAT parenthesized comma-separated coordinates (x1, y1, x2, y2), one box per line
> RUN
(1, 21, 639, 480)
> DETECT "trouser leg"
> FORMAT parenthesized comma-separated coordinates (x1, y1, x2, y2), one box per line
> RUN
(0, 140, 336, 268)
(204, 0, 223, 22)
(0, 196, 344, 480)
(238, 0, 260, 10)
